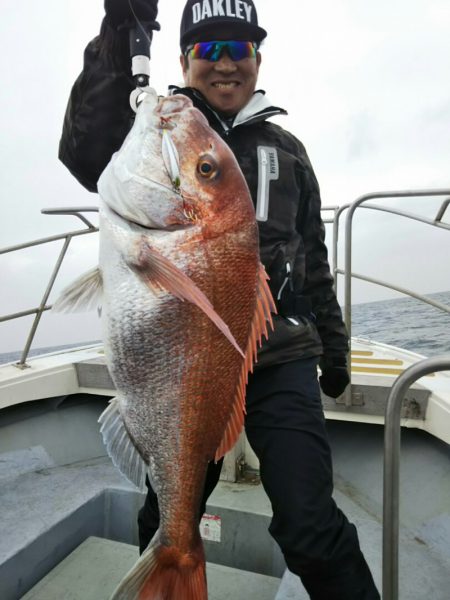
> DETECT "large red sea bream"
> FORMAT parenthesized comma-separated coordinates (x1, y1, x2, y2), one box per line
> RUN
(55, 89, 275, 599)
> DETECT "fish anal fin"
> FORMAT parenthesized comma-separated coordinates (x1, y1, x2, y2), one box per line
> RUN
(98, 397, 150, 491)
(130, 240, 244, 357)
(52, 267, 103, 313)
(215, 264, 276, 461)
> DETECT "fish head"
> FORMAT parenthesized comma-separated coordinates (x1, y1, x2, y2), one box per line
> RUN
(98, 89, 255, 234)
(156, 95, 256, 232)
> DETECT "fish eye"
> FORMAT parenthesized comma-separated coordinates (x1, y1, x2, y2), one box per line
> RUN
(197, 154, 219, 180)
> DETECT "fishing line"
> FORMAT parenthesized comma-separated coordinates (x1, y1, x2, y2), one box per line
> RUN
(126, 1, 183, 192)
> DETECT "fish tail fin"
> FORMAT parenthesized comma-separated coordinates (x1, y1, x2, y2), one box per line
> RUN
(110, 534, 207, 600)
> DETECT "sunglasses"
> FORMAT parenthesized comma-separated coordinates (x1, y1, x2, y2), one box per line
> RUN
(185, 41, 257, 62)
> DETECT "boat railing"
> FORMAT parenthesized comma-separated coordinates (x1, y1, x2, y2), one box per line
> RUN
(1, 191, 449, 370)
(325, 189, 450, 407)
(340, 190, 450, 335)
(0, 208, 99, 368)
(383, 354, 450, 600)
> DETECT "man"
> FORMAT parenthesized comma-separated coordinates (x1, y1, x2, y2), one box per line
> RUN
(59, 1, 380, 597)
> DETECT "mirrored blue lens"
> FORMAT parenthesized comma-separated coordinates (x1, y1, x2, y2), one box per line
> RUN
(188, 41, 256, 62)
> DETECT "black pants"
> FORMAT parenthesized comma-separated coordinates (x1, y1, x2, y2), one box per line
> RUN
(138, 358, 380, 599)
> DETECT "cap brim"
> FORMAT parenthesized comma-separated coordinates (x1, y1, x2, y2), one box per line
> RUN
(181, 21, 267, 48)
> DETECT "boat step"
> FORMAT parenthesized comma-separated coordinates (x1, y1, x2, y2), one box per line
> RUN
(21, 536, 281, 600)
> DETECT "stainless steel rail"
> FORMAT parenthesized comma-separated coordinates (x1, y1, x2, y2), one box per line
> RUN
(0, 208, 98, 368)
(332, 198, 450, 297)
(335, 269, 450, 315)
(343, 190, 450, 343)
(383, 355, 450, 600)
(328, 190, 450, 407)
(2, 193, 449, 368)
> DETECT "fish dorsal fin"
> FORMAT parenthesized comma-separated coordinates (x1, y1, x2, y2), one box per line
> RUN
(215, 264, 276, 461)
(52, 267, 103, 313)
(129, 240, 244, 358)
(98, 397, 152, 491)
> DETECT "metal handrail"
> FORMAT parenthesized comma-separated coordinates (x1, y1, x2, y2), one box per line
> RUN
(327, 190, 450, 407)
(330, 194, 450, 298)
(383, 355, 450, 600)
(0, 208, 98, 368)
(335, 269, 450, 315)
(343, 190, 450, 342)
(2, 194, 450, 366)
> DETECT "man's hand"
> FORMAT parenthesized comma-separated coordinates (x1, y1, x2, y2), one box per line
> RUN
(319, 355, 350, 398)
(104, 0, 159, 29)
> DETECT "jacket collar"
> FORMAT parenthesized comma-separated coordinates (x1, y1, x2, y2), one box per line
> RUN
(168, 86, 287, 132)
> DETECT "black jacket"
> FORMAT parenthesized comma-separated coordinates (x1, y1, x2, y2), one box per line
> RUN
(59, 23, 348, 369)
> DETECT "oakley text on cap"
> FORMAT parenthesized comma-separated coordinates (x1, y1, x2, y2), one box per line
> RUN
(180, 0, 267, 48)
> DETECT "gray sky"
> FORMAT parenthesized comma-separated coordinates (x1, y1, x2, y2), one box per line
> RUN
(1, 0, 449, 352)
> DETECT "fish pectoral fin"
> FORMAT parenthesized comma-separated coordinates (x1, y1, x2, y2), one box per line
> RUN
(215, 264, 277, 461)
(129, 240, 244, 357)
(98, 397, 150, 491)
(52, 267, 103, 313)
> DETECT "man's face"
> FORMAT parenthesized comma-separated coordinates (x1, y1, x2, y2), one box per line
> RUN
(180, 42, 261, 116)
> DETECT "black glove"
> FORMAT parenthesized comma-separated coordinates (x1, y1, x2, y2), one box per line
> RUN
(104, 0, 159, 29)
(319, 355, 350, 398)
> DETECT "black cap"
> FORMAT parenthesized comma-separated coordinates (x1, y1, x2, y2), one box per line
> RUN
(180, 0, 267, 49)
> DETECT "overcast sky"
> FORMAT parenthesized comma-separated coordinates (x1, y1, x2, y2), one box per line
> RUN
(1, 0, 449, 352)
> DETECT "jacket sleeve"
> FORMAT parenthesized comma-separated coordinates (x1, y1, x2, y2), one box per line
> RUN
(58, 19, 135, 192)
(295, 143, 349, 358)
